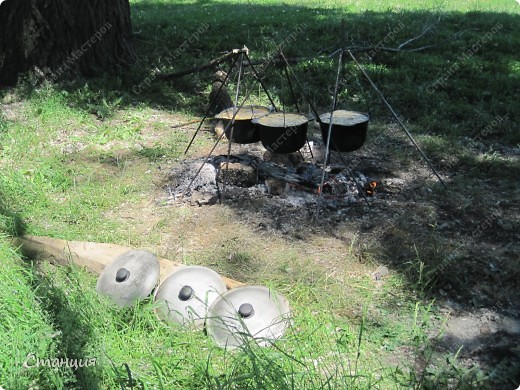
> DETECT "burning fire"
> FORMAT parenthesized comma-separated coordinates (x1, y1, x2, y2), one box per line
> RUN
(365, 181, 377, 196)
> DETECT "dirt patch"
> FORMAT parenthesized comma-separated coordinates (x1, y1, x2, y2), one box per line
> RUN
(149, 121, 520, 383)
(432, 304, 520, 383)
(1, 101, 25, 121)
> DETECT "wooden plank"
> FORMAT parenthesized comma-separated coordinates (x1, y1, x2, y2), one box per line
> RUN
(13, 235, 243, 289)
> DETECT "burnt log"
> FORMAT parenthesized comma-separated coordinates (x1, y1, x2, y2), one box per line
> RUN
(213, 154, 320, 190)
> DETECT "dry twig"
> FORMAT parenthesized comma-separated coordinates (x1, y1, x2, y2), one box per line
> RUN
(156, 27, 471, 80)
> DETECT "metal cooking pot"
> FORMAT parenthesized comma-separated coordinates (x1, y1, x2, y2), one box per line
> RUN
(253, 112, 309, 154)
(215, 105, 271, 144)
(319, 110, 369, 152)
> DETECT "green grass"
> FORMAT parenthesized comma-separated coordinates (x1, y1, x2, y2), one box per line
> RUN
(0, 236, 452, 389)
(0, 236, 75, 388)
(1, 0, 519, 388)
(0, 247, 485, 388)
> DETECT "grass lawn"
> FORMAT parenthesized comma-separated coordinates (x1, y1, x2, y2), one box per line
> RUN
(1, 0, 519, 388)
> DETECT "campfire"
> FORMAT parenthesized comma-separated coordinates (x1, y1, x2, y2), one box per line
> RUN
(166, 143, 373, 212)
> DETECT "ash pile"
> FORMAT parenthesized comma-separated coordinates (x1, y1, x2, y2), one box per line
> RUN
(166, 150, 372, 213)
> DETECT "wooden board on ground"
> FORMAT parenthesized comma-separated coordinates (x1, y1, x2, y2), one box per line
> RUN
(12, 235, 243, 289)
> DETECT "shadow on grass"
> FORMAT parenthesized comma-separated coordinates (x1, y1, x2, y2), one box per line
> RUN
(187, 124, 519, 387)
(0, 193, 27, 237)
(25, 265, 102, 389)
(9, 3, 520, 143)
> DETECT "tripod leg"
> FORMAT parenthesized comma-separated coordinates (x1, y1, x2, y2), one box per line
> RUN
(221, 52, 245, 202)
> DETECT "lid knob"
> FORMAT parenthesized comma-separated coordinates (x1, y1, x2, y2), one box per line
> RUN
(178, 285, 194, 301)
(238, 303, 254, 319)
(115, 268, 130, 283)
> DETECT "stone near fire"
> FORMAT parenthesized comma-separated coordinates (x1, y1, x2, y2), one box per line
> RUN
(190, 192, 219, 206)
(372, 265, 389, 280)
(218, 162, 257, 187)
(266, 178, 290, 196)
(263, 151, 302, 167)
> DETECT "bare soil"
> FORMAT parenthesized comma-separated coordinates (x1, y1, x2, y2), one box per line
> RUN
(148, 118, 520, 382)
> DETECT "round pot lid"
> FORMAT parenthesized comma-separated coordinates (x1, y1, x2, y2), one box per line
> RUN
(253, 112, 309, 128)
(96, 250, 160, 307)
(154, 266, 227, 329)
(215, 105, 271, 121)
(319, 110, 369, 126)
(206, 286, 291, 349)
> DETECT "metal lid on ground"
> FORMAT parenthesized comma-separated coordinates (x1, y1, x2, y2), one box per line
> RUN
(154, 266, 227, 329)
(96, 250, 160, 307)
(206, 286, 291, 349)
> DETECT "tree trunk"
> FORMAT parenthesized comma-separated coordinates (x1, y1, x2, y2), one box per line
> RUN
(0, 0, 136, 86)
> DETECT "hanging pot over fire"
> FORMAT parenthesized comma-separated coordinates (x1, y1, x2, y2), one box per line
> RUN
(319, 110, 369, 152)
(215, 105, 271, 144)
(206, 286, 291, 349)
(154, 266, 227, 329)
(253, 112, 309, 154)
